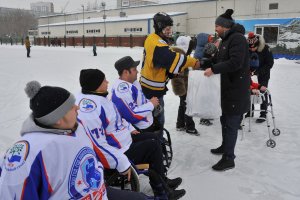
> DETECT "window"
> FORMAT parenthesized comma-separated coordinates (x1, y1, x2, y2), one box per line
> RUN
(124, 27, 142, 33)
(264, 27, 278, 43)
(269, 3, 278, 10)
(256, 27, 262, 35)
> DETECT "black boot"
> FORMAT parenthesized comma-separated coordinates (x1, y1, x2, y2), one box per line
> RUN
(210, 145, 224, 155)
(256, 114, 266, 123)
(165, 177, 182, 190)
(212, 156, 235, 171)
(168, 189, 186, 200)
(150, 182, 168, 200)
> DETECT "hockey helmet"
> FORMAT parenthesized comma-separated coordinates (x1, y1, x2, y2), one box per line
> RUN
(153, 12, 173, 33)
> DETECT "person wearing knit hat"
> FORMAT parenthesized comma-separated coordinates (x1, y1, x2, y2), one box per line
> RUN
(246, 32, 274, 123)
(247, 32, 260, 49)
(202, 9, 250, 171)
(76, 68, 186, 199)
(0, 80, 161, 199)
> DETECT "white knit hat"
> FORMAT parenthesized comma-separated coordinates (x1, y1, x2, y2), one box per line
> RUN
(176, 36, 191, 53)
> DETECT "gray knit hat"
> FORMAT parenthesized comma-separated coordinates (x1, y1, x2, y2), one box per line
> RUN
(215, 9, 234, 28)
(25, 81, 75, 126)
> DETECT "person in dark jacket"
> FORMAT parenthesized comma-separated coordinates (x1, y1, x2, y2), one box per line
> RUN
(247, 32, 274, 123)
(171, 36, 199, 135)
(203, 9, 250, 171)
(25, 36, 31, 58)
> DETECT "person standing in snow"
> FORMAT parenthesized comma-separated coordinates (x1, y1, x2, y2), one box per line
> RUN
(25, 36, 31, 58)
(170, 35, 199, 135)
(247, 32, 274, 123)
(203, 9, 250, 171)
(140, 12, 200, 129)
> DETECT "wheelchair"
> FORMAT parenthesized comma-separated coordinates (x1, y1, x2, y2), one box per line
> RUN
(104, 128, 173, 191)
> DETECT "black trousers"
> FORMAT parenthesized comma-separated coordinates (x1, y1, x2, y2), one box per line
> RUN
(257, 78, 269, 116)
(220, 114, 241, 160)
(125, 138, 165, 185)
(176, 94, 195, 130)
(26, 47, 30, 57)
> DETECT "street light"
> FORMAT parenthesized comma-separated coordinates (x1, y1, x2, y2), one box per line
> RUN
(81, 5, 85, 36)
(101, 2, 106, 36)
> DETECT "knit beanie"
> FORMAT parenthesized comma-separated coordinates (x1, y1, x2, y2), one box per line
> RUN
(247, 32, 260, 48)
(176, 36, 191, 53)
(25, 81, 75, 126)
(215, 9, 234, 28)
(80, 69, 105, 91)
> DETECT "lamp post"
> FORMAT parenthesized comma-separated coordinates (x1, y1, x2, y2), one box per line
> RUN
(81, 5, 85, 36)
(81, 5, 85, 48)
(101, 2, 106, 36)
(47, 12, 50, 46)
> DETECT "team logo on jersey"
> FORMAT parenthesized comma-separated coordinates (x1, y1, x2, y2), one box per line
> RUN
(79, 98, 97, 113)
(117, 82, 129, 93)
(4, 140, 30, 171)
(68, 147, 105, 199)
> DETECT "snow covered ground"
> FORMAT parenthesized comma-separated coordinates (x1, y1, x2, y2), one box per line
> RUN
(0, 45, 300, 200)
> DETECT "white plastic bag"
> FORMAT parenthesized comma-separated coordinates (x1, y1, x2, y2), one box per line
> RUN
(186, 70, 221, 118)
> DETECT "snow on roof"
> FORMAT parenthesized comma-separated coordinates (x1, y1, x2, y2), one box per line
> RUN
(39, 12, 187, 27)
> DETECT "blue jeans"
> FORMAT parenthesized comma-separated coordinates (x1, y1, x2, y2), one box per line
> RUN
(220, 114, 242, 160)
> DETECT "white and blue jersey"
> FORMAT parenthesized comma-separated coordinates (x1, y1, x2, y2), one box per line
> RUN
(0, 116, 107, 200)
(111, 79, 154, 130)
(76, 92, 133, 173)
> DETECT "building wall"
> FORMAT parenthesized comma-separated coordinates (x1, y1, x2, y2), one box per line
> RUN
(38, 14, 186, 37)
(38, 0, 300, 37)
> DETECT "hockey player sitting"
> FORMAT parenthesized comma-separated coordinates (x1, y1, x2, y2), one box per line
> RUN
(0, 81, 157, 200)
(76, 69, 186, 200)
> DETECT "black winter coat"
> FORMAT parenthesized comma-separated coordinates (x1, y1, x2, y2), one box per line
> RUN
(212, 24, 250, 115)
(256, 44, 274, 86)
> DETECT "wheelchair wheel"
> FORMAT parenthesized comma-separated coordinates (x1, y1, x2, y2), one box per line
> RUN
(266, 139, 276, 148)
(105, 166, 140, 192)
(272, 128, 280, 136)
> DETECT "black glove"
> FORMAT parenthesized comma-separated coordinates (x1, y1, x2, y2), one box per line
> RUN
(200, 57, 213, 70)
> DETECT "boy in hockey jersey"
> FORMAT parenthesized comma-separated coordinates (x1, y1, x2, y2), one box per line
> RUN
(76, 68, 186, 199)
(0, 81, 153, 200)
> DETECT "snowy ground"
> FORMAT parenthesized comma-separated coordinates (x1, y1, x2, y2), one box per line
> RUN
(0, 45, 300, 200)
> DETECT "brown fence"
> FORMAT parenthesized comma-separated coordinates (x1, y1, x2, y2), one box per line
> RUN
(34, 35, 147, 48)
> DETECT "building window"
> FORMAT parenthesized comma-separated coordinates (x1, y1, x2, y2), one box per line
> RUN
(124, 27, 142, 33)
(269, 3, 278, 10)
(256, 27, 262, 35)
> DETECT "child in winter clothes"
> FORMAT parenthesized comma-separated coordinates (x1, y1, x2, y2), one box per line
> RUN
(171, 35, 199, 135)
(247, 32, 274, 123)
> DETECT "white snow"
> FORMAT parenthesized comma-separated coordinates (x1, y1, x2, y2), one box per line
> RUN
(0, 45, 300, 200)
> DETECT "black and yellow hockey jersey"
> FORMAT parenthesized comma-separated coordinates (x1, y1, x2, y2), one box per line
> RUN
(140, 33, 197, 98)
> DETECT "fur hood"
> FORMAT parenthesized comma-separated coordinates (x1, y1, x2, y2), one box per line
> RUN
(257, 34, 266, 53)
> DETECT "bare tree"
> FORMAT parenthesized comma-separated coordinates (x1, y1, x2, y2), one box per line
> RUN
(0, 9, 37, 38)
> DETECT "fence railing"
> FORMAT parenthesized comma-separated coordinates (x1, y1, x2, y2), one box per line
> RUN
(0, 35, 147, 48)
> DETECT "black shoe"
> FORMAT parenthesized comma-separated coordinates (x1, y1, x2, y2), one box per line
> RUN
(256, 115, 266, 123)
(245, 111, 254, 118)
(186, 128, 200, 136)
(176, 126, 185, 131)
(200, 119, 213, 126)
(210, 146, 224, 155)
(168, 189, 186, 200)
(165, 177, 182, 190)
(212, 157, 235, 171)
